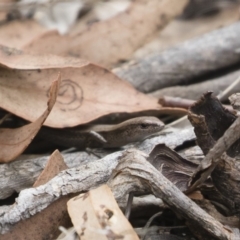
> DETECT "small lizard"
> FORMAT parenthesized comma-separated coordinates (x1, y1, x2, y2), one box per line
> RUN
(39, 116, 164, 149)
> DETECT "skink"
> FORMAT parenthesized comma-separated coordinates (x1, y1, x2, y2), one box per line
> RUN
(39, 116, 164, 149)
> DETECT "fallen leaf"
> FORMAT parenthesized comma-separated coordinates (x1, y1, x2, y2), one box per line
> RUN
(33, 149, 67, 187)
(0, 45, 165, 128)
(23, 0, 188, 67)
(67, 184, 139, 240)
(1, 150, 73, 240)
(0, 19, 48, 49)
(0, 74, 60, 162)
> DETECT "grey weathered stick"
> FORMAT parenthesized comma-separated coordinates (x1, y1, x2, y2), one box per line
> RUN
(114, 22, 240, 93)
(150, 70, 240, 101)
(217, 74, 240, 101)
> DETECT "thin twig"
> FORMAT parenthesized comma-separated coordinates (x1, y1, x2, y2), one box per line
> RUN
(125, 192, 134, 219)
(217, 75, 240, 101)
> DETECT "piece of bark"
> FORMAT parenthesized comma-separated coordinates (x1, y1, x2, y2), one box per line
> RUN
(113, 22, 240, 93)
(189, 92, 237, 154)
(188, 113, 216, 156)
(149, 70, 240, 101)
(186, 93, 240, 213)
(1, 150, 73, 240)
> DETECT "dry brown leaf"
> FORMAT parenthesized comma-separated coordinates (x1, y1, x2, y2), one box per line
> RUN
(187, 191, 204, 200)
(0, 74, 60, 162)
(1, 150, 73, 240)
(67, 184, 139, 240)
(23, 0, 188, 67)
(33, 149, 68, 187)
(0, 45, 163, 128)
(0, 20, 48, 49)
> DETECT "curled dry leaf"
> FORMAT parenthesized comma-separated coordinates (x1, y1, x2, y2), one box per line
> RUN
(148, 144, 199, 192)
(0, 45, 164, 128)
(23, 0, 188, 67)
(0, 75, 60, 163)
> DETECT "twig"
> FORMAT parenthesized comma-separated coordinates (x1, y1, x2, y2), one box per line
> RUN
(125, 192, 134, 219)
(159, 96, 234, 112)
(217, 75, 240, 101)
(187, 115, 240, 194)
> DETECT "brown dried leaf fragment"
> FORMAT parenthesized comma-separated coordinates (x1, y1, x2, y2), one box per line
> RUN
(0, 75, 60, 162)
(33, 149, 67, 187)
(67, 184, 139, 240)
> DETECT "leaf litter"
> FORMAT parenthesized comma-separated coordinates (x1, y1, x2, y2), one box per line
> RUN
(2, 1, 240, 240)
